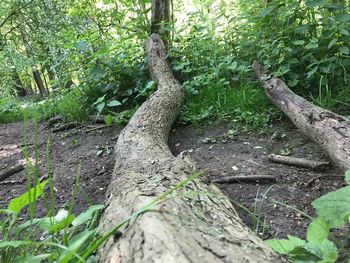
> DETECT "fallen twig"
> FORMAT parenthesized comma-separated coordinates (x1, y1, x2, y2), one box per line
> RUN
(0, 164, 25, 182)
(211, 175, 276, 184)
(47, 116, 62, 127)
(267, 154, 329, 171)
(52, 122, 79, 133)
(84, 125, 111, 133)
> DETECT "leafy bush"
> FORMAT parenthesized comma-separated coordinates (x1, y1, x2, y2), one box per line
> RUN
(266, 171, 350, 262)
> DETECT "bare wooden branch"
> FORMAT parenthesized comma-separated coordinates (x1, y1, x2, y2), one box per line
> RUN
(0, 164, 24, 182)
(84, 125, 110, 133)
(212, 175, 277, 184)
(47, 116, 62, 127)
(52, 122, 78, 133)
(267, 154, 330, 170)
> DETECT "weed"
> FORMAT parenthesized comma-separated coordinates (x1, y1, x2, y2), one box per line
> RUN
(0, 119, 204, 262)
(180, 84, 276, 132)
(266, 171, 350, 262)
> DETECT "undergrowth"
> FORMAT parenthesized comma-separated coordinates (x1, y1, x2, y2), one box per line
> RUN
(266, 171, 350, 262)
(180, 84, 277, 132)
(0, 120, 204, 262)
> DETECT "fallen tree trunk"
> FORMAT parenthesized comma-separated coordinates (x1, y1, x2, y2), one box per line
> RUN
(98, 35, 281, 262)
(253, 61, 350, 172)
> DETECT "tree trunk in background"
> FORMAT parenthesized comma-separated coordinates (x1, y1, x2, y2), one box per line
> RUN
(253, 61, 350, 173)
(151, 0, 171, 40)
(98, 34, 282, 263)
(32, 69, 46, 97)
(20, 26, 46, 97)
(11, 68, 27, 97)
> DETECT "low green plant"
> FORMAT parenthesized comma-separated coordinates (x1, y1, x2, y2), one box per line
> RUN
(56, 91, 89, 122)
(0, 170, 203, 263)
(266, 171, 350, 262)
(0, 119, 204, 262)
(180, 84, 275, 132)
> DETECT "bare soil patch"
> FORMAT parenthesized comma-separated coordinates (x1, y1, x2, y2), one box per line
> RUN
(0, 119, 344, 239)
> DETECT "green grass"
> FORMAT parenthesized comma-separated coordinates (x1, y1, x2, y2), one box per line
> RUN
(309, 83, 350, 117)
(180, 84, 277, 132)
(0, 90, 91, 124)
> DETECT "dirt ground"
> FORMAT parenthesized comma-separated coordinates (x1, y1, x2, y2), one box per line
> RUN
(0, 119, 345, 240)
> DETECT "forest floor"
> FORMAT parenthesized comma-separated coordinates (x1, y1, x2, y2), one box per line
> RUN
(0, 119, 345, 240)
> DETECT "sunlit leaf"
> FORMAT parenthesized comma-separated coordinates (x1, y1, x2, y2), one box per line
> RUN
(72, 204, 105, 227)
(8, 181, 47, 214)
(107, 100, 122, 107)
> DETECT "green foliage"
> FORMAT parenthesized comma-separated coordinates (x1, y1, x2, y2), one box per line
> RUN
(0, 119, 204, 262)
(226, 0, 350, 110)
(0, 163, 203, 263)
(312, 186, 350, 228)
(8, 181, 47, 214)
(55, 91, 89, 122)
(266, 170, 350, 262)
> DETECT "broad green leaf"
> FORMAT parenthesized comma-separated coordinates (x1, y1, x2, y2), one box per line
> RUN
(48, 214, 75, 233)
(104, 115, 113, 125)
(307, 218, 329, 242)
(8, 181, 47, 213)
(293, 40, 305, 46)
(227, 61, 238, 71)
(13, 254, 50, 263)
(0, 240, 31, 248)
(312, 186, 350, 227)
(305, 43, 319, 49)
(288, 246, 321, 262)
(94, 95, 106, 104)
(258, 6, 275, 17)
(340, 29, 349, 36)
(265, 235, 305, 254)
(336, 14, 350, 22)
(107, 100, 122, 107)
(58, 230, 93, 263)
(305, 0, 327, 7)
(39, 209, 75, 233)
(328, 38, 338, 49)
(339, 46, 349, 55)
(303, 240, 338, 263)
(96, 102, 105, 114)
(72, 204, 104, 227)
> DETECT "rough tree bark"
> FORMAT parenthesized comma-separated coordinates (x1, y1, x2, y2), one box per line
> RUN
(253, 61, 350, 173)
(98, 35, 281, 262)
(151, 0, 171, 39)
